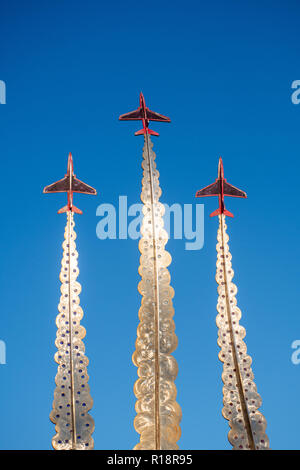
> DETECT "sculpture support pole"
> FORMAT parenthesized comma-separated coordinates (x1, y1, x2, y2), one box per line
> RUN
(132, 136, 182, 450)
(67, 211, 77, 447)
(50, 212, 94, 450)
(145, 133, 161, 449)
(216, 214, 269, 450)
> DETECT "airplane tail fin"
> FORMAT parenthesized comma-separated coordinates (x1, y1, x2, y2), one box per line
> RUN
(210, 208, 234, 218)
(57, 205, 69, 214)
(134, 128, 160, 137)
(72, 205, 83, 214)
(57, 205, 83, 215)
(148, 129, 159, 136)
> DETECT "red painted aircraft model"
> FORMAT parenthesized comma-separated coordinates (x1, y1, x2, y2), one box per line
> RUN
(119, 92, 170, 136)
(196, 157, 247, 218)
(43, 152, 97, 214)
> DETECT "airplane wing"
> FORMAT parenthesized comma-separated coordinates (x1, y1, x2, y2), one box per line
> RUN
(72, 177, 97, 195)
(223, 181, 247, 198)
(196, 181, 220, 197)
(119, 108, 143, 121)
(43, 176, 69, 193)
(146, 109, 171, 122)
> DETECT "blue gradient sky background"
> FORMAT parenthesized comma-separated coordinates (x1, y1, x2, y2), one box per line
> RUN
(0, 0, 299, 450)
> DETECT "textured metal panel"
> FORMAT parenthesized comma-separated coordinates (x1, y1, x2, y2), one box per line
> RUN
(223, 181, 247, 198)
(119, 108, 143, 120)
(145, 109, 171, 122)
(44, 176, 69, 193)
(132, 135, 181, 450)
(50, 212, 94, 450)
(72, 177, 97, 194)
(196, 181, 220, 197)
(216, 214, 269, 450)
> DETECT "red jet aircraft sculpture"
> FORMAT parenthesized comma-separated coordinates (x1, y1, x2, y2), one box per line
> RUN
(43, 152, 97, 214)
(119, 92, 170, 136)
(196, 157, 247, 217)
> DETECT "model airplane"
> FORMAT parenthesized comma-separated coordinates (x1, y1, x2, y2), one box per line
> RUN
(196, 157, 247, 217)
(43, 152, 97, 214)
(119, 92, 170, 136)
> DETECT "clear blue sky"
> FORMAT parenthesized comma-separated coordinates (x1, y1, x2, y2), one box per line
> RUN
(0, 0, 299, 450)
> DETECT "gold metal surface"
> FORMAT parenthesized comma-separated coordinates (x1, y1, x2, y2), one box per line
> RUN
(50, 212, 94, 450)
(216, 214, 269, 450)
(132, 135, 182, 450)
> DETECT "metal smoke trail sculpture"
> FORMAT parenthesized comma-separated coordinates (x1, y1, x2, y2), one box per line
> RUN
(196, 158, 269, 450)
(119, 93, 182, 450)
(44, 153, 97, 450)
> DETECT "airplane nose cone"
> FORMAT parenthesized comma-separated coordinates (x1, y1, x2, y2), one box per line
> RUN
(140, 91, 145, 107)
(218, 157, 224, 177)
